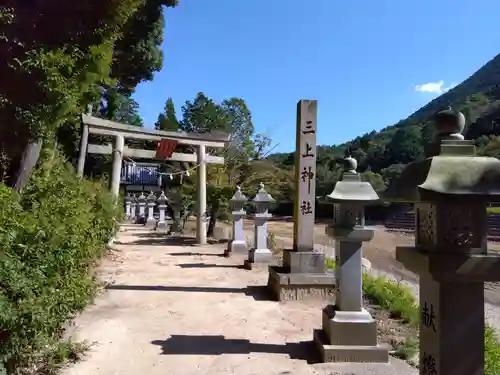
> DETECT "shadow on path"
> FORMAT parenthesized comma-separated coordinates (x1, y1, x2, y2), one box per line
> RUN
(168, 252, 225, 257)
(114, 236, 227, 247)
(105, 284, 271, 301)
(151, 335, 320, 364)
(177, 263, 245, 269)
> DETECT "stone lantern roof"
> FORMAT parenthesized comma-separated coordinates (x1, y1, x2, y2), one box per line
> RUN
(383, 108, 500, 202)
(253, 183, 275, 203)
(327, 149, 379, 203)
(230, 186, 248, 202)
(157, 190, 168, 204)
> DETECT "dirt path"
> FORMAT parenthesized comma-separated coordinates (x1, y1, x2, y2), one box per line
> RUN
(61, 224, 416, 375)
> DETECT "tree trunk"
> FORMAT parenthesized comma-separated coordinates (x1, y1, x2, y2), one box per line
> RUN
(13, 139, 43, 194)
(207, 202, 219, 237)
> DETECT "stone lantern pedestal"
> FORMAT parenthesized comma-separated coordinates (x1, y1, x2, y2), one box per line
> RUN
(145, 191, 157, 229)
(383, 107, 500, 374)
(313, 151, 388, 363)
(244, 183, 275, 269)
(224, 186, 248, 257)
(156, 191, 168, 231)
(136, 192, 146, 224)
(124, 194, 132, 221)
(129, 195, 137, 223)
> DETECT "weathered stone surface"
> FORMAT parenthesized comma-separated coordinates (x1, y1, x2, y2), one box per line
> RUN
(245, 184, 274, 267)
(283, 249, 325, 273)
(315, 149, 387, 363)
(322, 305, 377, 346)
(292, 100, 318, 253)
(267, 265, 336, 301)
(384, 108, 500, 374)
(266, 101, 335, 300)
(226, 187, 248, 257)
(314, 330, 389, 363)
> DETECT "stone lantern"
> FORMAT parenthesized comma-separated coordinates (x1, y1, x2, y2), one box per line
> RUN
(244, 183, 275, 269)
(145, 190, 157, 228)
(224, 186, 248, 257)
(124, 193, 132, 221)
(129, 194, 137, 222)
(382, 107, 500, 375)
(156, 190, 169, 231)
(137, 192, 147, 224)
(313, 149, 388, 363)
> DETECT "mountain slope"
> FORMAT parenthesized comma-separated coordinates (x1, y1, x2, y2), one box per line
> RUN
(268, 52, 500, 195)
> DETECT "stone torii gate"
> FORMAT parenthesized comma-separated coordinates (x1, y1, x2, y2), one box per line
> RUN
(76, 114, 231, 245)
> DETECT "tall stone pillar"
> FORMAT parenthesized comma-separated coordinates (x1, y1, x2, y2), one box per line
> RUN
(137, 192, 146, 224)
(196, 144, 207, 245)
(383, 107, 500, 375)
(224, 186, 248, 257)
(313, 150, 388, 363)
(156, 191, 169, 231)
(267, 100, 335, 300)
(145, 191, 157, 229)
(110, 134, 124, 200)
(244, 183, 274, 269)
(77, 105, 92, 177)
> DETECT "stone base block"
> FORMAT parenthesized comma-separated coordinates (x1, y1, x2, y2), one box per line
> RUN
(156, 222, 169, 232)
(283, 249, 326, 273)
(249, 248, 273, 263)
(145, 218, 157, 229)
(322, 305, 378, 346)
(224, 240, 247, 257)
(313, 329, 389, 363)
(267, 265, 336, 301)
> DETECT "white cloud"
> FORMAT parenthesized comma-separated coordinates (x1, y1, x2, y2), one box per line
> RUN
(414, 80, 457, 94)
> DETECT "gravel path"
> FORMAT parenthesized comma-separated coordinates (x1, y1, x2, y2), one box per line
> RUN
(61, 224, 417, 375)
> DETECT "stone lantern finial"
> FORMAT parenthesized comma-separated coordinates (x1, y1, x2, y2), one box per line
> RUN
(433, 106, 466, 141)
(343, 148, 358, 173)
(158, 190, 167, 202)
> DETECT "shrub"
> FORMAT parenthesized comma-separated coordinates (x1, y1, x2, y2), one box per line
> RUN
(0, 148, 120, 374)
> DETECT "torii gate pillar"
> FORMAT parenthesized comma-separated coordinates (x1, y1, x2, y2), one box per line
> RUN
(197, 144, 207, 245)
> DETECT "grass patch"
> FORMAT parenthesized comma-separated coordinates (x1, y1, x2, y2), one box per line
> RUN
(325, 258, 500, 373)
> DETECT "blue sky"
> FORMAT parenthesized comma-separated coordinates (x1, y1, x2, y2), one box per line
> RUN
(133, 0, 500, 153)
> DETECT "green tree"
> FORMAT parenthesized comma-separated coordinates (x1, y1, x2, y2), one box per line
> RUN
(180, 92, 227, 133)
(360, 171, 386, 192)
(384, 126, 424, 166)
(155, 97, 180, 131)
(380, 163, 406, 188)
(0, 1, 180, 187)
(111, 0, 179, 94)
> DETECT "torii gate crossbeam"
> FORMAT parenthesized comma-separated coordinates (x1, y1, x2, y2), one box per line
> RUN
(77, 114, 230, 245)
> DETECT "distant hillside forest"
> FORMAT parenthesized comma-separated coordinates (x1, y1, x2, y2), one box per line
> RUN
(268, 53, 500, 198)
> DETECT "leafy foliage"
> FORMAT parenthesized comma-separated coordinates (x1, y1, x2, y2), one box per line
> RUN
(0, 1, 179, 186)
(0, 149, 120, 374)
